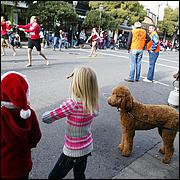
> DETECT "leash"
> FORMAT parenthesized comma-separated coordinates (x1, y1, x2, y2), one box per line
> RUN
(117, 108, 179, 132)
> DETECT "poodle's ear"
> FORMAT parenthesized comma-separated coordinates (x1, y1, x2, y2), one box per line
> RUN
(125, 94, 133, 111)
(117, 96, 125, 109)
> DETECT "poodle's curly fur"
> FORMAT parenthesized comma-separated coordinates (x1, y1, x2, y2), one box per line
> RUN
(108, 85, 179, 164)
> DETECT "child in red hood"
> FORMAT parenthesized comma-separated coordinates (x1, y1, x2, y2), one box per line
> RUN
(1, 71, 41, 179)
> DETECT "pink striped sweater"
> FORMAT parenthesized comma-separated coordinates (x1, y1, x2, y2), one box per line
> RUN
(42, 98, 98, 157)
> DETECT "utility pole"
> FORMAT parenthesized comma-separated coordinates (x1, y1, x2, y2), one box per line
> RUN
(71, 1, 78, 47)
(99, 4, 104, 33)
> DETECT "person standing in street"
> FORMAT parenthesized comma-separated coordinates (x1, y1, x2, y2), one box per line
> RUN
(79, 29, 86, 48)
(143, 25, 160, 82)
(42, 66, 99, 179)
(53, 21, 62, 51)
(1, 16, 16, 56)
(99, 31, 104, 49)
(86, 28, 100, 57)
(16, 16, 49, 67)
(124, 22, 150, 82)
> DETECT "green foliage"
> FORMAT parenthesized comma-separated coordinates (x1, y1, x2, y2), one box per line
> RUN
(24, 1, 77, 24)
(158, 7, 179, 36)
(82, 10, 114, 30)
(86, 1, 146, 30)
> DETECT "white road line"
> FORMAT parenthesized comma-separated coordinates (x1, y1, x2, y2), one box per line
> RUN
(150, 62, 178, 69)
(101, 50, 179, 64)
(143, 56, 179, 64)
(141, 76, 169, 87)
(76, 49, 178, 70)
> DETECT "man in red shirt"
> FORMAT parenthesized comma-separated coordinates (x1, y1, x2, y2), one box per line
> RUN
(17, 16, 49, 67)
(1, 16, 16, 56)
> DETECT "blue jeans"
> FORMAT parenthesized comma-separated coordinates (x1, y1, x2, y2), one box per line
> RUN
(129, 50, 143, 81)
(147, 51, 159, 81)
(53, 36, 62, 49)
(72, 39, 78, 46)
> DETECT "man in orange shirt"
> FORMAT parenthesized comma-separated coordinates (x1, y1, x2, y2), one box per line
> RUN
(125, 22, 150, 82)
(143, 25, 160, 82)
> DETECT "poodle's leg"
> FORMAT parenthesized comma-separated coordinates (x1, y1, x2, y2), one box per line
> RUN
(118, 130, 125, 151)
(121, 130, 135, 157)
(161, 129, 177, 164)
(158, 127, 165, 154)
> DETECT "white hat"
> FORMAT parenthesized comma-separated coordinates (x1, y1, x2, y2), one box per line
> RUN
(134, 22, 142, 28)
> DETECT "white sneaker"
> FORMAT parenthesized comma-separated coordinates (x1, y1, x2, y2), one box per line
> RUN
(46, 60, 49, 65)
(143, 78, 153, 83)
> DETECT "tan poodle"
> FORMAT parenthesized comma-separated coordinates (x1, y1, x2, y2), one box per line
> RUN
(107, 85, 179, 164)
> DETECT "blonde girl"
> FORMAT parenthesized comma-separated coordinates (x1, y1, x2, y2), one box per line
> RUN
(42, 66, 99, 179)
(86, 27, 100, 57)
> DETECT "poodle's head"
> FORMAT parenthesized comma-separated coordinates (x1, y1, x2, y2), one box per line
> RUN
(107, 85, 133, 111)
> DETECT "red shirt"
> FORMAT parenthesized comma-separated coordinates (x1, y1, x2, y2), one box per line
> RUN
(92, 33, 98, 42)
(1, 106, 41, 179)
(18, 22, 40, 40)
(1, 21, 11, 35)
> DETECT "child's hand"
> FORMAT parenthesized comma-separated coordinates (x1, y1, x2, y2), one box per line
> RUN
(42, 119, 53, 124)
(42, 111, 54, 124)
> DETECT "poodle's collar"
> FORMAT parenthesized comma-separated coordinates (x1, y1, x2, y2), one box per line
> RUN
(117, 107, 132, 114)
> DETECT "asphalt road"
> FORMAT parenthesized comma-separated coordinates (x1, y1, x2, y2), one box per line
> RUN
(1, 46, 179, 179)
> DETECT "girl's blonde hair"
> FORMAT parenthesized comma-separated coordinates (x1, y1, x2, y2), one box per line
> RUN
(70, 66, 99, 114)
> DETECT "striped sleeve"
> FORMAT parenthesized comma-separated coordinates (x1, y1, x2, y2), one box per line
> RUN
(42, 99, 76, 124)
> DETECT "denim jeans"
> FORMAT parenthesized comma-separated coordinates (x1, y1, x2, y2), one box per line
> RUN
(53, 36, 62, 49)
(48, 152, 91, 179)
(72, 39, 78, 47)
(147, 51, 159, 81)
(129, 50, 143, 81)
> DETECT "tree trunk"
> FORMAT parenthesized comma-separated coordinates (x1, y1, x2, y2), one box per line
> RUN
(171, 33, 176, 49)
(163, 31, 166, 42)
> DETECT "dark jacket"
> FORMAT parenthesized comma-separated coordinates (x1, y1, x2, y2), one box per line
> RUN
(54, 25, 61, 37)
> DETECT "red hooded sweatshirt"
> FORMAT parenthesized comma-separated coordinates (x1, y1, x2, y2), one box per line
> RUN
(1, 106, 41, 179)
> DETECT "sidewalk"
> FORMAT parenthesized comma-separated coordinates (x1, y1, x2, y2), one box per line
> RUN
(112, 133, 179, 179)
